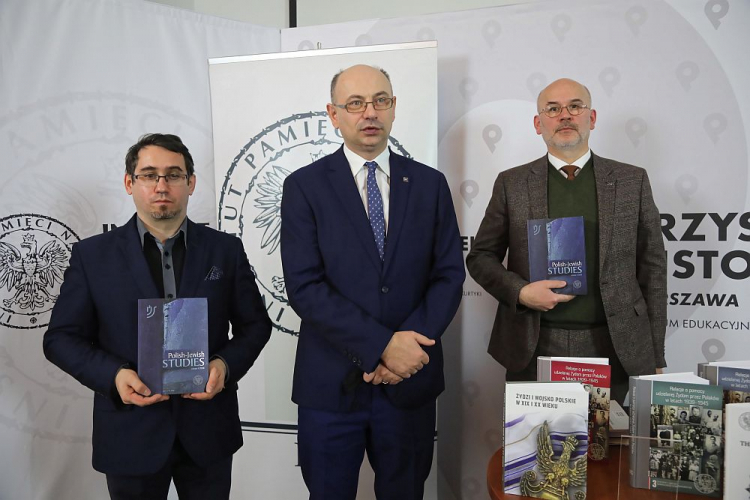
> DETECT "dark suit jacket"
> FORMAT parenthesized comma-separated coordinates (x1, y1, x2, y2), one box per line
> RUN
(43, 215, 271, 475)
(280, 147, 465, 411)
(466, 153, 667, 375)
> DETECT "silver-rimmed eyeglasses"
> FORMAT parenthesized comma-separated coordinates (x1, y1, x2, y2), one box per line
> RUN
(334, 96, 394, 113)
(132, 173, 189, 185)
(539, 103, 590, 118)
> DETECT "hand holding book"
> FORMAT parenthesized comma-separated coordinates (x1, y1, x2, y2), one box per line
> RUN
(182, 358, 227, 400)
(115, 368, 170, 406)
(519, 280, 575, 311)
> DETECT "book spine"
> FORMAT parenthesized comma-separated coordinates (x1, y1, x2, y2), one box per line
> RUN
(628, 376, 638, 487)
(502, 384, 508, 492)
(537, 358, 549, 381)
(629, 378, 651, 489)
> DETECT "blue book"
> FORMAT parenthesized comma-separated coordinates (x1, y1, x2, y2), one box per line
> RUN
(527, 216, 587, 295)
(138, 298, 209, 395)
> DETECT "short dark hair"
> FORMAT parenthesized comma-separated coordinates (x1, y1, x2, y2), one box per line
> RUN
(330, 66, 391, 102)
(125, 133, 195, 177)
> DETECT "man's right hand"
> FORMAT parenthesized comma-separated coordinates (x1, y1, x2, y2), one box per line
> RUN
(381, 330, 434, 379)
(518, 280, 575, 311)
(114, 368, 169, 406)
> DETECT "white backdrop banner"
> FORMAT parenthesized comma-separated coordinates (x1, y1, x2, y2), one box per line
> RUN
(0, 0, 278, 499)
(208, 41, 438, 499)
(282, 1, 750, 498)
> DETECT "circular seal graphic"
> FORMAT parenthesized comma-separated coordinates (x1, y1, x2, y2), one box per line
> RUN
(693, 473, 717, 494)
(193, 375, 204, 386)
(0, 213, 80, 329)
(218, 112, 410, 335)
(739, 411, 750, 431)
(588, 443, 605, 461)
(573, 280, 582, 289)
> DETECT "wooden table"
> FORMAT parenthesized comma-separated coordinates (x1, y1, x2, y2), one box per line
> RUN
(487, 446, 708, 499)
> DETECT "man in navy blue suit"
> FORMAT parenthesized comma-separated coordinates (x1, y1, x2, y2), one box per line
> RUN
(280, 65, 465, 500)
(43, 133, 272, 499)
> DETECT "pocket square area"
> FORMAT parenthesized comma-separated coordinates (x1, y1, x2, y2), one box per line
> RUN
(205, 266, 223, 281)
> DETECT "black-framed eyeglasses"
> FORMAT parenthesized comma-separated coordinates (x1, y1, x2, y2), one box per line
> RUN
(539, 103, 590, 118)
(333, 96, 395, 113)
(132, 173, 190, 185)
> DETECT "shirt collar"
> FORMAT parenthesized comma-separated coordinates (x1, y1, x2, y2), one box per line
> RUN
(343, 145, 391, 179)
(136, 216, 188, 248)
(547, 149, 592, 171)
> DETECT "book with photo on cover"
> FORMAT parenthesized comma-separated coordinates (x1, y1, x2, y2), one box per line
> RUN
(138, 298, 209, 395)
(527, 216, 587, 295)
(629, 372, 723, 497)
(723, 402, 750, 500)
(698, 360, 750, 406)
(537, 356, 611, 460)
(503, 381, 589, 499)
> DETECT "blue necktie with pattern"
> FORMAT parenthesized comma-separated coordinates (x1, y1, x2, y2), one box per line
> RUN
(365, 161, 386, 260)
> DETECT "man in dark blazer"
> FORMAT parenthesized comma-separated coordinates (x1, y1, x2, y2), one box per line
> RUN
(467, 78, 667, 403)
(280, 65, 464, 500)
(43, 133, 272, 499)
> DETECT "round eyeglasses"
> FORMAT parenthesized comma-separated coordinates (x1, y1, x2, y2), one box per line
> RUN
(539, 103, 590, 118)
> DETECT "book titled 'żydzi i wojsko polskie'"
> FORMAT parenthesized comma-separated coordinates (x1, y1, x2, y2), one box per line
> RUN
(629, 373, 723, 497)
(138, 298, 209, 395)
(527, 216, 586, 295)
(503, 382, 589, 499)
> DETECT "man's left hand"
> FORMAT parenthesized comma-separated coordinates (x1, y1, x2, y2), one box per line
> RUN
(363, 363, 404, 385)
(182, 358, 227, 400)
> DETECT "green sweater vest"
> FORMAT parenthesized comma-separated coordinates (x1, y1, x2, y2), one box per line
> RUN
(541, 160, 607, 329)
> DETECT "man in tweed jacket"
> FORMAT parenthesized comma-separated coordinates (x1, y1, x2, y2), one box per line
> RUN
(466, 78, 667, 403)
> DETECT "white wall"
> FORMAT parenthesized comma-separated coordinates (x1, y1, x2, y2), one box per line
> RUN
(295, 0, 538, 27)
(147, 0, 289, 28)
(147, 0, 542, 28)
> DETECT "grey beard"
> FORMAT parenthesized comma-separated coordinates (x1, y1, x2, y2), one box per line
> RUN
(150, 208, 180, 220)
(550, 134, 582, 150)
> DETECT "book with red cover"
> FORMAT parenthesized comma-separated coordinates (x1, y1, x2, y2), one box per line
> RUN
(538, 357, 611, 460)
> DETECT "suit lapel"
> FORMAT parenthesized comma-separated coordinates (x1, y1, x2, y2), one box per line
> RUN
(383, 152, 410, 274)
(528, 156, 549, 220)
(326, 148, 383, 270)
(118, 215, 159, 298)
(179, 220, 208, 297)
(593, 153, 616, 273)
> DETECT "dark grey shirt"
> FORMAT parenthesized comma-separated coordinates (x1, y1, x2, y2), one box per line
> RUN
(136, 217, 187, 300)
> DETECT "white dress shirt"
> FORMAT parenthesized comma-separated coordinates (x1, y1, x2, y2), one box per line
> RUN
(548, 149, 592, 178)
(343, 145, 391, 233)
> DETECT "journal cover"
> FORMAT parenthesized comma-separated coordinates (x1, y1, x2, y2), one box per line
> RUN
(138, 298, 209, 395)
(527, 216, 587, 295)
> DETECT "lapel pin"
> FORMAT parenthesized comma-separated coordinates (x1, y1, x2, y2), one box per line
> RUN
(402, 176, 409, 183)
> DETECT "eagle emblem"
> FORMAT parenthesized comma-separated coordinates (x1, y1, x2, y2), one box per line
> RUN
(520, 420, 587, 500)
(0, 233, 68, 311)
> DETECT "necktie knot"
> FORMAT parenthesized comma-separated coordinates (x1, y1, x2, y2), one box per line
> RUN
(365, 161, 378, 174)
(561, 164, 578, 181)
